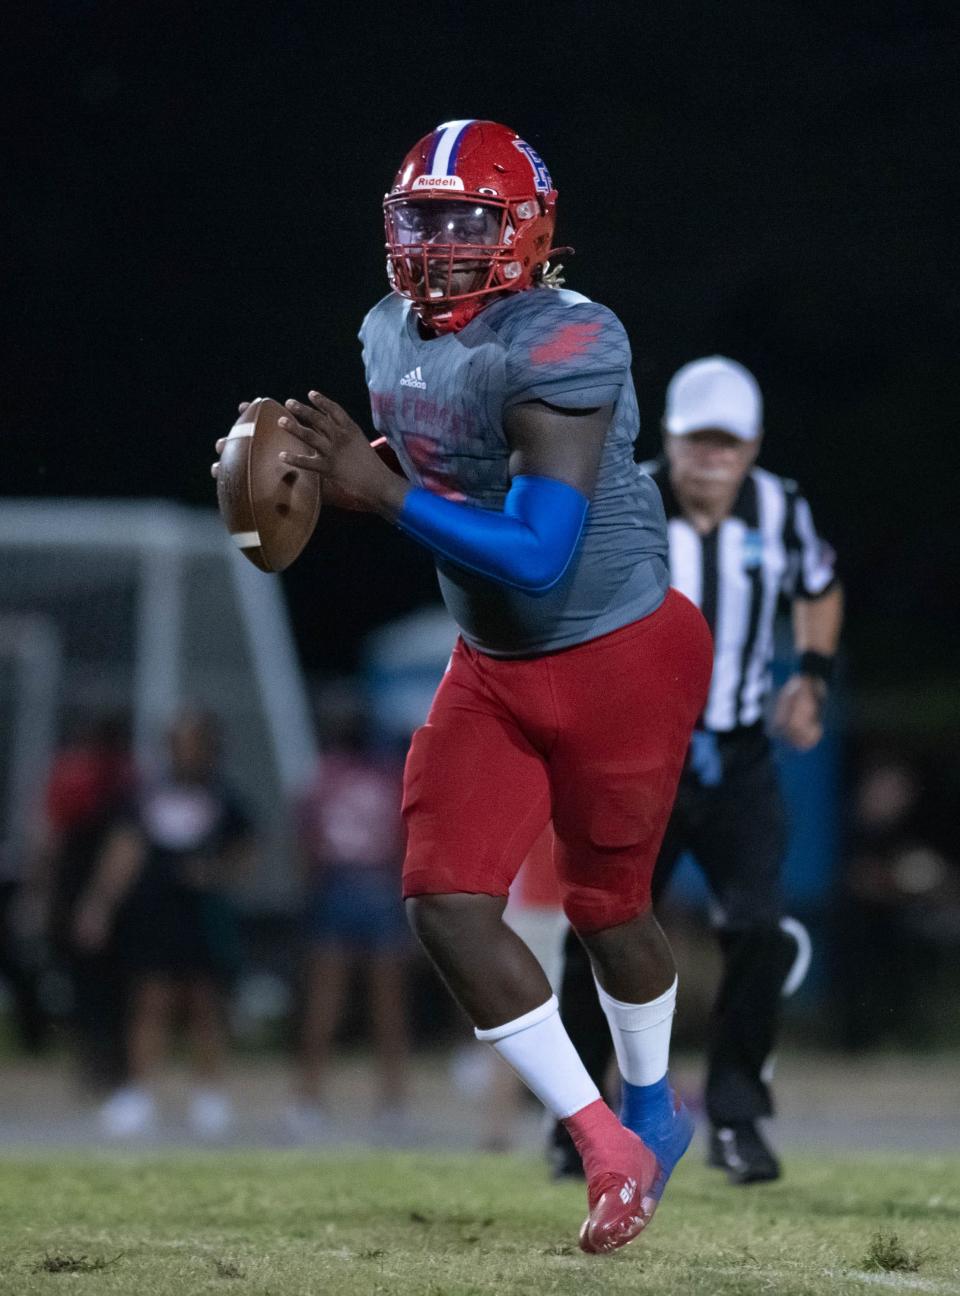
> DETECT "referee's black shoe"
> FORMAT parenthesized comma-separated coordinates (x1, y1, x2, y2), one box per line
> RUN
(708, 1122, 781, 1184)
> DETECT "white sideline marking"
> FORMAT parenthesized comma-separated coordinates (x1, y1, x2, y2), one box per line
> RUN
(231, 531, 261, 549)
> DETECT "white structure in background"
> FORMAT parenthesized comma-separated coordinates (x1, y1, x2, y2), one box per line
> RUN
(0, 615, 61, 885)
(0, 500, 316, 905)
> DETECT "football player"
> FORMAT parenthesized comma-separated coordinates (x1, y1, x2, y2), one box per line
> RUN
(214, 120, 712, 1253)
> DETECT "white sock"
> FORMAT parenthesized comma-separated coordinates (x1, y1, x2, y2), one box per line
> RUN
(474, 995, 600, 1119)
(594, 975, 677, 1087)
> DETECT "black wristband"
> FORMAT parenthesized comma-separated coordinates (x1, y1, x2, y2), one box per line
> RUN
(798, 651, 834, 684)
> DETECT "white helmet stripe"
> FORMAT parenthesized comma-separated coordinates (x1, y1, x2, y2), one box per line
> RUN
(430, 119, 476, 176)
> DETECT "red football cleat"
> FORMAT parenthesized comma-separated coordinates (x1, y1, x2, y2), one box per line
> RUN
(578, 1133, 660, 1254)
(562, 1099, 662, 1255)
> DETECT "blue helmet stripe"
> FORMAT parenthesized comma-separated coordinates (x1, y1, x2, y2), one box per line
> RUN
(429, 119, 475, 176)
(444, 121, 473, 174)
(426, 129, 443, 173)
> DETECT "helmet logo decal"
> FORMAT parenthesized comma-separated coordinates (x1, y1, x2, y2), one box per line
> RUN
(513, 140, 552, 192)
(427, 119, 476, 175)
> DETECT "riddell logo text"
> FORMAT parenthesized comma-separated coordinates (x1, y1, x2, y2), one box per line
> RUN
(412, 175, 465, 191)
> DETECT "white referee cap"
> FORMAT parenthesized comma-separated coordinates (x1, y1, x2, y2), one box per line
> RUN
(664, 356, 763, 441)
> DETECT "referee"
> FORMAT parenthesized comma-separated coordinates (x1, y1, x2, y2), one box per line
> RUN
(551, 356, 843, 1184)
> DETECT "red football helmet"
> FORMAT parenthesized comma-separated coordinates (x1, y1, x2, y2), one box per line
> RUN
(384, 120, 558, 333)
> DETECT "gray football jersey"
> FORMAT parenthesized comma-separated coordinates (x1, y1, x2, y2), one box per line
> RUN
(358, 286, 669, 657)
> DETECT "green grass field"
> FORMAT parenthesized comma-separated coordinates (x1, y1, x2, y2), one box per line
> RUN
(0, 1150, 957, 1296)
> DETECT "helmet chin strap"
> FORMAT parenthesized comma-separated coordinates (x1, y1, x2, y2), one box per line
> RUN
(402, 239, 569, 335)
(417, 296, 492, 335)
(415, 260, 507, 333)
(415, 254, 565, 332)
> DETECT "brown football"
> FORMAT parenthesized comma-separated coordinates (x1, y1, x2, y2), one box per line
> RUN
(216, 397, 321, 572)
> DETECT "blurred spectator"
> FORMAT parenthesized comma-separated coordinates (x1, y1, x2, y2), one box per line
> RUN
(834, 747, 960, 1049)
(31, 711, 136, 1088)
(73, 709, 255, 1138)
(287, 685, 408, 1136)
(0, 843, 48, 1054)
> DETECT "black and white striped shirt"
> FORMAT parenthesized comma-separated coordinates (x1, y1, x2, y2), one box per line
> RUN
(642, 459, 836, 732)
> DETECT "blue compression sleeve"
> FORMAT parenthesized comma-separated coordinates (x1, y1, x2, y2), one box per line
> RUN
(396, 474, 589, 595)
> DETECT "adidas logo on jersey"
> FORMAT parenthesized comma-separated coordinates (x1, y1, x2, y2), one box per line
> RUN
(400, 366, 427, 390)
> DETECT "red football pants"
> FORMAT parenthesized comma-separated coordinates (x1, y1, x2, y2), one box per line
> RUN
(401, 588, 712, 933)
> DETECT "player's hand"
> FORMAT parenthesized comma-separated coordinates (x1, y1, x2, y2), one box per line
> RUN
(210, 401, 252, 479)
(279, 390, 410, 517)
(773, 674, 826, 751)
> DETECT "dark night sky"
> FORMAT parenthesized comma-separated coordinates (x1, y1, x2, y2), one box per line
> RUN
(8, 1, 960, 682)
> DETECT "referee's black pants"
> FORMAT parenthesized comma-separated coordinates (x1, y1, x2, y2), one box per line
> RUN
(557, 723, 802, 1129)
